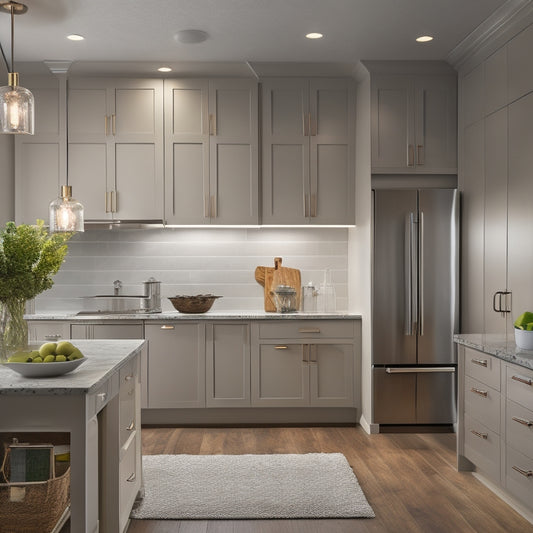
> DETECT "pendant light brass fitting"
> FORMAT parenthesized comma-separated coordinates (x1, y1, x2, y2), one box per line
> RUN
(0, 2, 28, 15)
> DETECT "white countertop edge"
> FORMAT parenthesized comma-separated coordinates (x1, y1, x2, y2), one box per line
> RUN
(26, 311, 362, 321)
(0, 339, 146, 395)
(454, 333, 533, 371)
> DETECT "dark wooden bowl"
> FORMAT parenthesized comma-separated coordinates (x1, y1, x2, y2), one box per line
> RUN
(168, 295, 222, 313)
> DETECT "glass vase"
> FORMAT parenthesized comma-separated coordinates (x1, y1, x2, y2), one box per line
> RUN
(0, 299, 29, 362)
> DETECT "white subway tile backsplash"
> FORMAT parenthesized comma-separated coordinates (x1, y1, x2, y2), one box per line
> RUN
(34, 228, 349, 313)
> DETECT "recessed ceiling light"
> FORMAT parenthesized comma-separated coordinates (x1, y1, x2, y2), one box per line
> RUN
(416, 35, 434, 42)
(67, 34, 84, 41)
(306, 32, 323, 39)
(158, 67, 172, 72)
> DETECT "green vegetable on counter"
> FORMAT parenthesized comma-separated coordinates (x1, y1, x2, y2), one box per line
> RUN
(513, 311, 533, 330)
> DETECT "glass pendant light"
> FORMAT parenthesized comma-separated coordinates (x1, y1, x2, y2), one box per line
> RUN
(49, 186, 85, 233)
(0, 2, 34, 135)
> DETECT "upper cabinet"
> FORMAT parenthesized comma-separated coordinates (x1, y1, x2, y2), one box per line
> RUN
(164, 78, 258, 225)
(15, 75, 66, 225)
(370, 71, 457, 174)
(261, 78, 355, 225)
(68, 78, 164, 221)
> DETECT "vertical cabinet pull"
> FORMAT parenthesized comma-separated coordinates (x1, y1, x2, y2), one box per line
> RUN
(492, 290, 512, 316)
(111, 190, 117, 213)
(209, 114, 217, 135)
(416, 144, 424, 165)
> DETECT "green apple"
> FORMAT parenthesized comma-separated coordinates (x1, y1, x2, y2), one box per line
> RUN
(67, 348, 84, 360)
(39, 342, 57, 357)
(56, 341, 76, 356)
(43, 354, 56, 363)
(55, 355, 67, 362)
(32, 356, 43, 363)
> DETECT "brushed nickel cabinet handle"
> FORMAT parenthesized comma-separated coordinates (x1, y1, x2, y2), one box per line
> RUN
(471, 358, 488, 367)
(275, 345, 288, 350)
(470, 430, 488, 440)
(298, 328, 320, 334)
(471, 387, 488, 398)
(512, 375, 533, 386)
(512, 465, 533, 478)
(126, 420, 135, 431)
(127, 472, 136, 482)
(160, 325, 175, 330)
(512, 416, 533, 427)
(416, 144, 424, 165)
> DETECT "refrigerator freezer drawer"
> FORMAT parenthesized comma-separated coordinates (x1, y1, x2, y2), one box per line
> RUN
(373, 367, 456, 424)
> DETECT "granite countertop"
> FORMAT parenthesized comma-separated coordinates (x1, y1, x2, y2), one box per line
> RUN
(26, 310, 362, 321)
(454, 333, 533, 371)
(0, 339, 146, 395)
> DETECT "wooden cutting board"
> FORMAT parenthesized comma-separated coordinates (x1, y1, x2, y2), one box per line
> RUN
(255, 257, 301, 312)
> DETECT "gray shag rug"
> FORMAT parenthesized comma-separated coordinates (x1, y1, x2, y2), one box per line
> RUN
(130, 453, 375, 520)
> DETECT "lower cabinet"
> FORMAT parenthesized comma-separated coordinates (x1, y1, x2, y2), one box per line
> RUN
(145, 322, 206, 408)
(100, 354, 142, 533)
(27, 320, 71, 343)
(251, 321, 356, 407)
(206, 322, 251, 407)
(70, 322, 144, 340)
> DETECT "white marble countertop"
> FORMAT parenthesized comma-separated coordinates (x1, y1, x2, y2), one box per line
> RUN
(454, 333, 533, 371)
(26, 310, 362, 321)
(0, 339, 146, 395)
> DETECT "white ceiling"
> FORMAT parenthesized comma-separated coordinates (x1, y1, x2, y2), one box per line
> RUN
(0, 0, 515, 77)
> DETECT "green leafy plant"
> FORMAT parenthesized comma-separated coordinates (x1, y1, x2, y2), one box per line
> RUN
(0, 220, 73, 358)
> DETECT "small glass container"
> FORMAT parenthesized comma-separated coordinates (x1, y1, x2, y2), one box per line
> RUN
(271, 285, 298, 313)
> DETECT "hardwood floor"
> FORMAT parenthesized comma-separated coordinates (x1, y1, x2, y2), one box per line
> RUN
(126, 426, 533, 533)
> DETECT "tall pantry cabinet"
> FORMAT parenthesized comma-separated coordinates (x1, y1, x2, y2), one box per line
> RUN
(459, 21, 533, 335)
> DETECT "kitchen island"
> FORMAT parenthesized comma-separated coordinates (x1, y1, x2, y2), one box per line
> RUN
(0, 339, 145, 533)
(454, 334, 533, 522)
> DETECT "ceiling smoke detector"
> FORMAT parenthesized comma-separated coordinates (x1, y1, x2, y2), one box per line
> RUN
(174, 29, 209, 44)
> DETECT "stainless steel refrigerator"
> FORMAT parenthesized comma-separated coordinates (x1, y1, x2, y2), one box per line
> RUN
(372, 188, 459, 425)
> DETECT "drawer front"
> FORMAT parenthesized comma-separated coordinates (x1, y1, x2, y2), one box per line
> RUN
(464, 413, 501, 482)
(119, 434, 140, 532)
(505, 445, 533, 509)
(507, 365, 533, 410)
(464, 347, 500, 390)
(465, 375, 501, 434)
(258, 320, 354, 339)
(506, 399, 533, 460)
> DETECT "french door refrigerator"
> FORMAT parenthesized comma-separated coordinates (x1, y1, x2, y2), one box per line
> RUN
(372, 188, 459, 425)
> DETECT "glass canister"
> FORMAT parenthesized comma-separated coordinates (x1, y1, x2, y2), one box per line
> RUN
(271, 285, 298, 313)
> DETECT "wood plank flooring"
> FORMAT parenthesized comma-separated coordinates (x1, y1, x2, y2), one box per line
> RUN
(127, 426, 533, 533)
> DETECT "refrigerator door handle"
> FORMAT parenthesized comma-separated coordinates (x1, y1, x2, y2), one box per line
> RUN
(419, 211, 424, 336)
(411, 212, 418, 335)
(404, 214, 412, 335)
(385, 367, 456, 374)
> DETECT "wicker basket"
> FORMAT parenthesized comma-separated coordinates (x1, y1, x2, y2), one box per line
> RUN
(169, 294, 222, 313)
(0, 448, 70, 533)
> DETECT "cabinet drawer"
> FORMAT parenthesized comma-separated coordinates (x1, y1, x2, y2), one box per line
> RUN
(464, 348, 500, 390)
(464, 413, 501, 482)
(119, 434, 140, 532)
(464, 375, 501, 434)
(505, 445, 533, 509)
(258, 320, 354, 339)
(506, 399, 533, 460)
(506, 365, 533, 410)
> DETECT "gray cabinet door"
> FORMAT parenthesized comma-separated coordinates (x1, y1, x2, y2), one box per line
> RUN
(508, 92, 533, 327)
(68, 78, 164, 221)
(15, 75, 65, 225)
(145, 322, 206, 408)
(164, 78, 258, 225)
(484, 108, 509, 335)
(252, 343, 309, 406)
(206, 322, 251, 407)
(309, 343, 354, 407)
